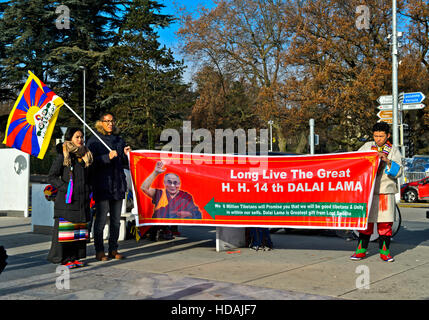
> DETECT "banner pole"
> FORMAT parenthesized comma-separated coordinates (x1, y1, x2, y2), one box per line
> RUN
(62, 102, 112, 152)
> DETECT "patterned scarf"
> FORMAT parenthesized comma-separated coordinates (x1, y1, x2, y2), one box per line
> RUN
(62, 141, 93, 168)
(371, 140, 392, 156)
(371, 140, 392, 174)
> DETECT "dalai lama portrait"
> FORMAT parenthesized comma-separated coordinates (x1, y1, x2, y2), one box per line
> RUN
(140, 161, 202, 219)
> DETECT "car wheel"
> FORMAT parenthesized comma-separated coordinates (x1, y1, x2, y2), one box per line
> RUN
(404, 189, 418, 203)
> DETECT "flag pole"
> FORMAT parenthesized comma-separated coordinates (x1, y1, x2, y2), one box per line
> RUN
(62, 102, 112, 152)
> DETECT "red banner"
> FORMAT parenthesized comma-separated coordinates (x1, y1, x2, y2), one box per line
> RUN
(129, 151, 379, 230)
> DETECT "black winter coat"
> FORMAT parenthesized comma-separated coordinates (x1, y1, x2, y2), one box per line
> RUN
(86, 133, 128, 202)
(48, 145, 91, 223)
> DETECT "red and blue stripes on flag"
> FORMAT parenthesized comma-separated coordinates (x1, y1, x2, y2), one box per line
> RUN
(2, 71, 64, 159)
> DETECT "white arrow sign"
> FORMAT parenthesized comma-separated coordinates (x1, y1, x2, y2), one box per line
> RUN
(377, 104, 393, 110)
(377, 110, 393, 119)
(377, 118, 392, 124)
(377, 95, 392, 105)
(402, 103, 426, 110)
(377, 103, 426, 111)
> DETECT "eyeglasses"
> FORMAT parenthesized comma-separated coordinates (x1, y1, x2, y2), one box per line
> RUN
(166, 180, 180, 186)
(102, 120, 115, 124)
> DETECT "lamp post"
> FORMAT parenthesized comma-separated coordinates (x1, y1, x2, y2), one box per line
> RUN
(391, 0, 399, 148)
(309, 119, 315, 155)
(268, 120, 273, 152)
(79, 66, 86, 141)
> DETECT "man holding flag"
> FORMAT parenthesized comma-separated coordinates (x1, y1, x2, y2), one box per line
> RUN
(87, 112, 131, 261)
(3, 71, 127, 263)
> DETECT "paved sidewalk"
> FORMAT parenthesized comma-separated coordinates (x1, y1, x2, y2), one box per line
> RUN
(1, 205, 429, 300)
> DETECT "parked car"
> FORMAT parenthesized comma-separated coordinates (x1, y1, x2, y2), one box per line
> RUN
(401, 176, 429, 203)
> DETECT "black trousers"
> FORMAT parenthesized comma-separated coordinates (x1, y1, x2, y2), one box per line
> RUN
(93, 199, 123, 253)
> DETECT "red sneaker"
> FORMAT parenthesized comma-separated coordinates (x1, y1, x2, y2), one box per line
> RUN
(350, 251, 367, 260)
(63, 261, 76, 269)
(380, 253, 395, 262)
(72, 260, 84, 267)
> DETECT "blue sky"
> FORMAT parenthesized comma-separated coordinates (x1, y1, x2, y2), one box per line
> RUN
(157, 0, 215, 82)
(157, 0, 214, 49)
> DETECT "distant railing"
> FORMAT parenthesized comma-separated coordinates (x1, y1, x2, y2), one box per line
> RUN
(404, 171, 429, 183)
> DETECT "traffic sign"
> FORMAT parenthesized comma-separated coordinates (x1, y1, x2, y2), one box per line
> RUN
(402, 103, 426, 110)
(377, 103, 426, 111)
(377, 118, 392, 124)
(377, 95, 392, 105)
(377, 104, 393, 110)
(402, 92, 425, 104)
(377, 110, 393, 119)
(377, 92, 425, 105)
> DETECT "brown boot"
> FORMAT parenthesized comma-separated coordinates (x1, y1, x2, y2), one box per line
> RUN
(96, 252, 108, 261)
(108, 250, 124, 260)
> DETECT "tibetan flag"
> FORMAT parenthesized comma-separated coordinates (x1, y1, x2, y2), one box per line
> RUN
(2, 71, 64, 159)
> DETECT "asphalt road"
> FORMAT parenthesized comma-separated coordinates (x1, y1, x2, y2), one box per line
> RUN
(0, 204, 428, 303)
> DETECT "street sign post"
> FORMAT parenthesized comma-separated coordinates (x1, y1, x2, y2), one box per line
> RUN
(376, 91, 425, 159)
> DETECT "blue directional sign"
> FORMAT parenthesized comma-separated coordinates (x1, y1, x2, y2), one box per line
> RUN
(403, 92, 425, 104)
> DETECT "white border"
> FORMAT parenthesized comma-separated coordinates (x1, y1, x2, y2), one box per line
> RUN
(130, 149, 378, 230)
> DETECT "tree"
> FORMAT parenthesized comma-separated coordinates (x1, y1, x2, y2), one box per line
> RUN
(191, 65, 258, 132)
(177, 0, 294, 151)
(281, 0, 398, 151)
(0, 0, 200, 175)
(178, 0, 429, 154)
(399, 0, 429, 154)
(0, 0, 195, 152)
(0, 0, 60, 99)
(0, 0, 125, 129)
(100, 0, 193, 149)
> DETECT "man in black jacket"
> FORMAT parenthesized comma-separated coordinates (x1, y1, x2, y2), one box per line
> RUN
(87, 113, 131, 261)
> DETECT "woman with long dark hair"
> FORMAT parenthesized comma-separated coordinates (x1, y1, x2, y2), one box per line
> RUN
(47, 127, 93, 268)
